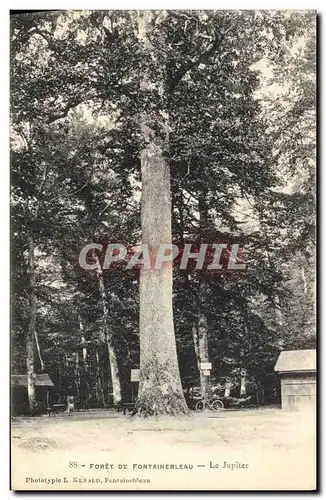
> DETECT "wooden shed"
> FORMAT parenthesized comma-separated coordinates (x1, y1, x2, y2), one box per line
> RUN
(11, 374, 55, 415)
(274, 349, 316, 411)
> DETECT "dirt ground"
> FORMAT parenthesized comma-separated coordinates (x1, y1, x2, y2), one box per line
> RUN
(11, 406, 316, 491)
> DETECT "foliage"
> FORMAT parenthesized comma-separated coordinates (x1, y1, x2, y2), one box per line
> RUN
(10, 10, 315, 411)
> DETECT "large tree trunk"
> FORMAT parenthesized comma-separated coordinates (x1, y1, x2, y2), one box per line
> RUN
(94, 253, 122, 406)
(136, 11, 188, 416)
(26, 235, 37, 415)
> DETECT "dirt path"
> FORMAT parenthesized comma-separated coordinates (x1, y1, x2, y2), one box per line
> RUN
(11, 407, 316, 491)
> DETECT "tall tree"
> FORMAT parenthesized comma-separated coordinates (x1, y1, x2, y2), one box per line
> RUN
(136, 11, 188, 416)
(10, 10, 315, 415)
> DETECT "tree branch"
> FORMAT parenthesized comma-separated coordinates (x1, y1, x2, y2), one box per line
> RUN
(168, 23, 235, 93)
(47, 92, 105, 124)
(47, 98, 86, 124)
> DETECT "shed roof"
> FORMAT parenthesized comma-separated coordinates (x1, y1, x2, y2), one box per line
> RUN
(274, 349, 316, 373)
(11, 374, 54, 387)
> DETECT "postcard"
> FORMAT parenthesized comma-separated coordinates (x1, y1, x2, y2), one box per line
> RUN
(11, 9, 316, 491)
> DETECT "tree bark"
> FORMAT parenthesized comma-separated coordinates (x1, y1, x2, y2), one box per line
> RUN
(94, 253, 122, 405)
(177, 185, 209, 400)
(96, 349, 106, 407)
(240, 369, 247, 397)
(34, 330, 44, 372)
(75, 351, 81, 400)
(275, 294, 283, 326)
(198, 296, 210, 398)
(25, 157, 49, 414)
(301, 266, 308, 295)
(196, 192, 210, 398)
(79, 315, 88, 365)
(26, 235, 37, 414)
(192, 297, 210, 398)
(79, 315, 90, 407)
(136, 11, 188, 416)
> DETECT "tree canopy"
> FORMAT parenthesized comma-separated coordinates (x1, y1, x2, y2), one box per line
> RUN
(11, 10, 316, 415)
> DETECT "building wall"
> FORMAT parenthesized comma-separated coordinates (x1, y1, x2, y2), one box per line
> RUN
(280, 373, 316, 411)
(12, 387, 53, 415)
